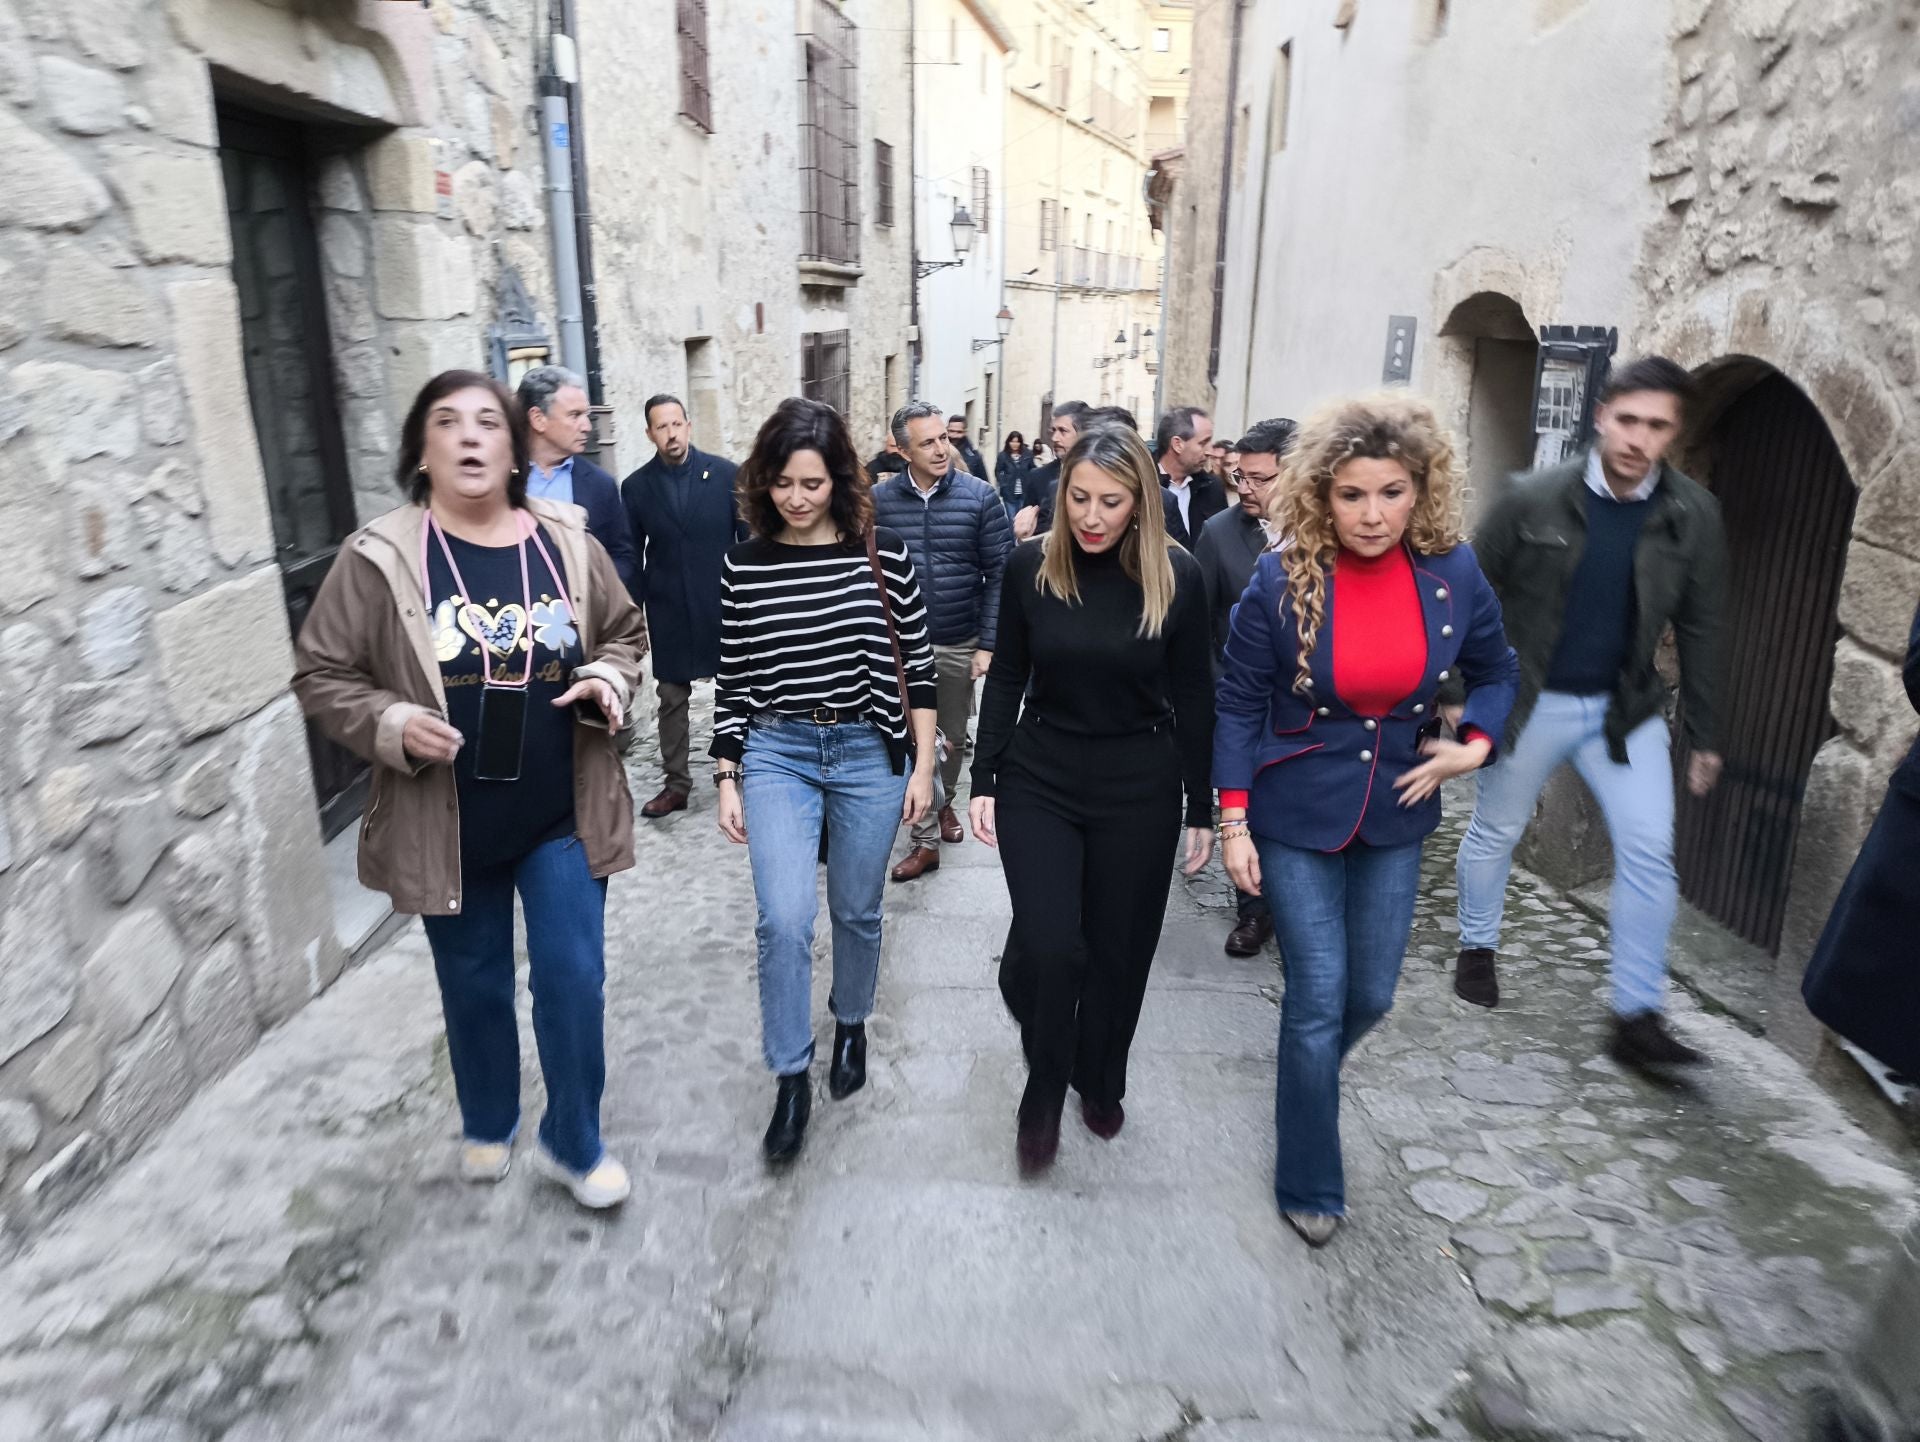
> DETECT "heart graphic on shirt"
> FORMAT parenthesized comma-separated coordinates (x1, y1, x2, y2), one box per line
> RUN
(457, 602, 529, 657)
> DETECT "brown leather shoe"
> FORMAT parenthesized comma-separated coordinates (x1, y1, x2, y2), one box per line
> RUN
(938, 805, 964, 844)
(1224, 913, 1273, 957)
(640, 788, 689, 819)
(890, 846, 940, 882)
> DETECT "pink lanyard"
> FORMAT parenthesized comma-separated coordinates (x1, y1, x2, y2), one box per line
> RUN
(418, 509, 567, 689)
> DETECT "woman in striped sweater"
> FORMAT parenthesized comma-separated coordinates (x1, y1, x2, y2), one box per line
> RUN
(713, 398, 938, 1164)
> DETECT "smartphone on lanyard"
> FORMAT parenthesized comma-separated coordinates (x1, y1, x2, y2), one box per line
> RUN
(472, 684, 528, 781)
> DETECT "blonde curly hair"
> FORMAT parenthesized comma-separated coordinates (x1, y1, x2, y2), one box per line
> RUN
(1268, 392, 1466, 694)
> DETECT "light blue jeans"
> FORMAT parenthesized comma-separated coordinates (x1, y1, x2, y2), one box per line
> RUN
(1455, 690, 1678, 1016)
(742, 718, 907, 1076)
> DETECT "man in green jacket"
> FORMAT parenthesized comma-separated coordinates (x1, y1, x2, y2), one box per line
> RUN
(1453, 356, 1729, 1072)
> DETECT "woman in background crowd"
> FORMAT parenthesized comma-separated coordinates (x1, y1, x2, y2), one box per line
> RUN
(295, 369, 646, 1211)
(995, 430, 1035, 514)
(969, 424, 1216, 1177)
(713, 398, 938, 1165)
(1213, 393, 1517, 1247)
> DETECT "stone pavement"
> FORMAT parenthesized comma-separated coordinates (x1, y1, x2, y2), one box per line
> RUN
(0, 689, 1912, 1441)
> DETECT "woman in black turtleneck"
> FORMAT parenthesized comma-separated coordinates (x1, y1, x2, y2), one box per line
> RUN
(968, 424, 1216, 1177)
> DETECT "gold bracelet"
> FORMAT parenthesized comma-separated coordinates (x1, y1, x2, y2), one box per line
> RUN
(1219, 824, 1250, 840)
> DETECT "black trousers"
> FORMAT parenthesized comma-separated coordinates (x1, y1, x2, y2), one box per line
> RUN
(995, 724, 1183, 1105)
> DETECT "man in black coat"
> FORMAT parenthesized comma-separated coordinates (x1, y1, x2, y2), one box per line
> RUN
(946, 415, 987, 485)
(1194, 418, 1296, 959)
(621, 393, 745, 818)
(519, 366, 637, 587)
(1155, 404, 1227, 550)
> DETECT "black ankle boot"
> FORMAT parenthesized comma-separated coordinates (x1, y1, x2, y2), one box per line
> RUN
(828, 1021, 867, 1100)
(764, 1072, 811, 1164)
(1016, 1076, 1065, 1178)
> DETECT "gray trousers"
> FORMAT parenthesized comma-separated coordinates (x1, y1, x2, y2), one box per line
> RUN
(657, 679, 695, 795)
(910, 641, 977, 847)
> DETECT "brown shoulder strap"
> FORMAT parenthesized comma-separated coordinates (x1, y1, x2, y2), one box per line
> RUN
(865, 528, 912, 714)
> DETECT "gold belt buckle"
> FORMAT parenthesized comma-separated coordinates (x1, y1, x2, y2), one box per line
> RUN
(811, 706, 837, 725)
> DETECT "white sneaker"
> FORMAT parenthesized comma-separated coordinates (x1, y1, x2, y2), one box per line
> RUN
(459, 1141, 512, 1183)
(532, 1146, 631, 1209)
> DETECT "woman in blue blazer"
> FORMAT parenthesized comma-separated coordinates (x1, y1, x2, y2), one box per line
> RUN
(1213, 394, 1518, 1248)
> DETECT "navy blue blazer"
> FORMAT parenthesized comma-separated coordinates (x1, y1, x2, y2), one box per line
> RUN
(569, 457, 638, 590)
(1213, 543, 1518, 851)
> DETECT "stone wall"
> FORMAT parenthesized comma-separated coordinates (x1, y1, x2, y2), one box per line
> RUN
(579, 0, 915, 472)
(1154, 0, 1234, 416)
(0, 0, 551, 1243)
(1633, 0, 1920, 1056)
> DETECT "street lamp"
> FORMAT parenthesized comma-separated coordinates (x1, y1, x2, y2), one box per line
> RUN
(915, 201, 978, 279)
(967, 307, 1015, 449)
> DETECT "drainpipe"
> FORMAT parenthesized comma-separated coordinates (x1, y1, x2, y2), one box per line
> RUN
(556, 0, 605, 405)
(1207, 0, 1246, 390)
(541, 7, 587, 381)
(908, 0, 920, 402)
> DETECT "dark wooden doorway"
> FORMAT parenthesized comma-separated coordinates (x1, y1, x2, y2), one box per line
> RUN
(1673, 369, 1857, 952)
(216, 103, 368, 841)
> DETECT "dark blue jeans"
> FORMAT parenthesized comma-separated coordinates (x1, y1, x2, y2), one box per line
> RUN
(422, 834, 608, 1174)
(1258, 836, 1423, 1216)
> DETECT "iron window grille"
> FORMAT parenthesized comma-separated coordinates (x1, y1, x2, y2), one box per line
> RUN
(875, 139, 895, 227)
(801, 330, 851, 418)
(677, 0, 713, 133)
(971, 165, 991, 230)
(799, 1, 861, 265)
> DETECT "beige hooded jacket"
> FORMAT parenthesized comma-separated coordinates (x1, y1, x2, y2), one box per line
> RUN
(291, 498, 648, 916)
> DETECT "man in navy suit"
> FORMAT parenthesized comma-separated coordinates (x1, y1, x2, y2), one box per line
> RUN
(517, 366, 638, 589)
(622, 394, 745, 818)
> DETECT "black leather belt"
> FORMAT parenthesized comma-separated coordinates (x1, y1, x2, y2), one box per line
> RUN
(777, 707, 863, 725)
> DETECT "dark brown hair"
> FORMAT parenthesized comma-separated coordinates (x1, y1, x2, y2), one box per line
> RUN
(736, 397, 874, 541)
(396, 370, 530, 506)
(1599, 355, 1698, 410)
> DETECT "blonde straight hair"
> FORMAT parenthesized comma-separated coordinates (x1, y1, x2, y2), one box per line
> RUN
(1037, 424, 1178, 637)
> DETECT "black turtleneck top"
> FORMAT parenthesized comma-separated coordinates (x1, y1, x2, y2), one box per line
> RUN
(971, 537, 1216, 827)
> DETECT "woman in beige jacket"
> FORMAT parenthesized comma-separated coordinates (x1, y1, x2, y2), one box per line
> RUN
(293, 370, 647, 1210)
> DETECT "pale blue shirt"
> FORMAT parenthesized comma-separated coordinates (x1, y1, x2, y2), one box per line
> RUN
(1585, 448, 1659, 503)
(526, 455, 575, 505)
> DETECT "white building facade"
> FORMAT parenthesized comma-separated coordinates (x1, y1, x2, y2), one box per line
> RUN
(912, 0, 1015, 460)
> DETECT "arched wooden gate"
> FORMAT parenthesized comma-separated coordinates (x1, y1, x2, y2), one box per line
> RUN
(1672, 370, 1857, 952)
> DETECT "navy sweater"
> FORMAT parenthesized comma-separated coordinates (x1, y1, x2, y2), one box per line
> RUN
(1545, 488, 1654, 695)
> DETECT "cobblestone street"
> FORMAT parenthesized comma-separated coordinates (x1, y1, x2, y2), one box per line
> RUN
(0, 690, 1913, 1442)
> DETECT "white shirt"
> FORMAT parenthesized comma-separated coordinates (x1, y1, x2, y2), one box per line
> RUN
(1163, 470, 1192, 531)
(1585, 448, 1660, 504)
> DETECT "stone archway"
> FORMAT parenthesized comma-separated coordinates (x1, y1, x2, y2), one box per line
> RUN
(1670, 357, 1859, 954)
(1437, 290, 1539, 523)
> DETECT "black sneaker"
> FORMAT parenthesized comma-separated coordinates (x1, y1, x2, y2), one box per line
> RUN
(1454, 947, 1499, 1009)
(1609, 1011, 1707, 1069)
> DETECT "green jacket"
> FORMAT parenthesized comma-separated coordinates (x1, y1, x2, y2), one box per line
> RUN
(1473, 453, 1728, 762)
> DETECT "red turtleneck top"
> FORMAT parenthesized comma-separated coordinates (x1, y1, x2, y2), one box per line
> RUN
(1219, 546, 1427, 812)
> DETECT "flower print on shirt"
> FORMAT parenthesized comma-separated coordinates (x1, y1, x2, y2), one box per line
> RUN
(530, 595, 578, 654)
(431, 598, 466, 662)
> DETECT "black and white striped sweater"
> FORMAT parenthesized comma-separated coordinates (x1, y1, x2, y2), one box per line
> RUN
(711, 528, 938, 769)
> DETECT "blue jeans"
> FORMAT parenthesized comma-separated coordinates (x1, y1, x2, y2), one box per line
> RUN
(1259, 837, 1423, 1217)
(1455, 690, 1677, 1015)
(743, 719, 908, 1076)
(422, 834, 608, 1174)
